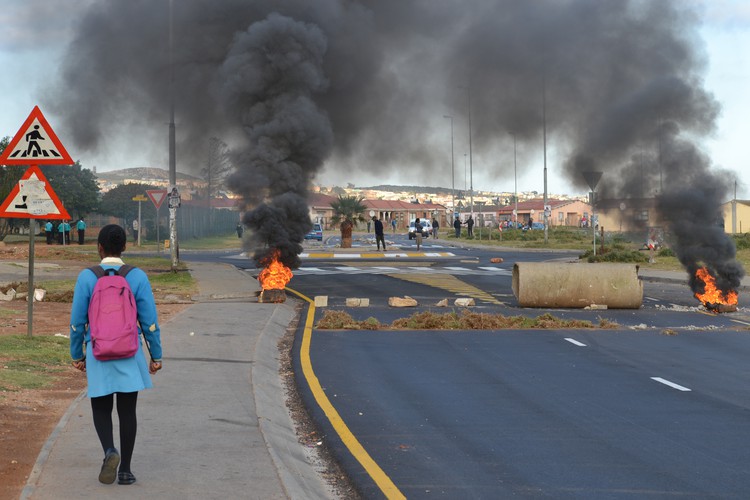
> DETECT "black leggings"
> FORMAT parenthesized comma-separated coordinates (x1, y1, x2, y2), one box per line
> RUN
(91, 392, 138, 473)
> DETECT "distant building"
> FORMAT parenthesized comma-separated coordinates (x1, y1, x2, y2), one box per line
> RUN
(596, 198, 662, 232)
(496, 199, 592, 227)
(721, 199, 750, 234)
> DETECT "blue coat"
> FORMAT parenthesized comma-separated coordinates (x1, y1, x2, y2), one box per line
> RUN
(69, 258, 163, 398)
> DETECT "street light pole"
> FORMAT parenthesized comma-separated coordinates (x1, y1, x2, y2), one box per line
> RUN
(459, 85, 474, 217)
(464, 153, 467, 197)
(512, 133, 518, 228)
(542, 75, 548, 245)
(443, 115, 455, 216)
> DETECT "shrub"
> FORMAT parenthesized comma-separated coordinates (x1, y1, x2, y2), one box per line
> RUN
(580, 247, 649, 263)
(657, 247, 675, 257)
(733, 233, 750, 250)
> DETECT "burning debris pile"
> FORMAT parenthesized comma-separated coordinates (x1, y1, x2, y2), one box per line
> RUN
(693, 267, 738, 313)
(657, 171, 744, 313)
(257, 250, 293, 303)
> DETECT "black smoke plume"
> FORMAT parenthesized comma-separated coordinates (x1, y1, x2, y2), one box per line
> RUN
(45, 0, 740, 279)
(218, 13, 332, 268)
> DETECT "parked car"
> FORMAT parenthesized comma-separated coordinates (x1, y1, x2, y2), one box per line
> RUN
(407, 220, 432, 239)
(522, 222, 545, 231)
(305, 223, 323, 241)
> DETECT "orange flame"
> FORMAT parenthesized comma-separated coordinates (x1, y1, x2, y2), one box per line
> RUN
(258, 250, 293, 290)
(694, 267, 738, 307)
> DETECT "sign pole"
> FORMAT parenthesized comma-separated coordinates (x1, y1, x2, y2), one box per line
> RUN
(27, 217, 35, 337)
(145, 190, 168, 252)
(156, 203, 161, 253)
(138, 200, 142, 247)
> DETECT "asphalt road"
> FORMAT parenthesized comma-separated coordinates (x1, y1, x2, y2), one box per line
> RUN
(185, 237, 750, 498)
(305, 328, 750, 498)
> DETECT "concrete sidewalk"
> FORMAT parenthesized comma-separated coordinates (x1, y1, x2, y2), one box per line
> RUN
(22, 262, 333, 500)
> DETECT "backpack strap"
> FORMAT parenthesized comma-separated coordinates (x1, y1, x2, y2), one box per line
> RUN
(88, 264, 135, 278)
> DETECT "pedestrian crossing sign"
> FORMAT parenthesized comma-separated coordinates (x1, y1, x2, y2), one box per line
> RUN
(0, 165, 70, 219)
(0, 106, 74, 165)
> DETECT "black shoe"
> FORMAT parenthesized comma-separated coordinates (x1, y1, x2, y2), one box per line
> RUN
(118, 471, 137, 485)
(99, 449, 120, 484)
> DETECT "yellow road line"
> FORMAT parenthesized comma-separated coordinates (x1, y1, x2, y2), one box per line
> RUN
(285, 287, 406, 500)
(387, 273, 504, 305)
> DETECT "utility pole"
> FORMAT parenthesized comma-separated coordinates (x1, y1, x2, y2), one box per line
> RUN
(168, 0, 179, 270)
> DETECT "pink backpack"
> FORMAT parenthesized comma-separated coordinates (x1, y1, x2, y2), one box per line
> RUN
(88, 265, 139, 361)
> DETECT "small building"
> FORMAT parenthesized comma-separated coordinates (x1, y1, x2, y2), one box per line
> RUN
(496, 198, 593, 227)
(363, 200, 449, 230)
(596, 198, 663, 232)
(721, 200, 750, 234)
(307, 194, 449, 231)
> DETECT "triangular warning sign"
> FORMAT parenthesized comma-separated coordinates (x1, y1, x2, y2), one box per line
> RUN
(146, 189, 168, 210)
(0, 165, 71, 219)
(0, 106, 73, 165)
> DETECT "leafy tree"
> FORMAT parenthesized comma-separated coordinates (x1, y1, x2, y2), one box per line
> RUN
(0, 137, 26, 241)
(200, 137, 233, 206)
(99, 183, 160, 227)
(330, 195, 366, 248)
(40, 163, 100, 219)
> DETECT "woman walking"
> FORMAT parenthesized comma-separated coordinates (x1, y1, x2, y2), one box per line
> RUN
(70, 224, 163, 485)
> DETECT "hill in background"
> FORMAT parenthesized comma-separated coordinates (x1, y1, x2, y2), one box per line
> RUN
(95, 167, 202, 182)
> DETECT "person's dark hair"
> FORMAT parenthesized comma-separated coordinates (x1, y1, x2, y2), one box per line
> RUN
(98, 224, 127, 256)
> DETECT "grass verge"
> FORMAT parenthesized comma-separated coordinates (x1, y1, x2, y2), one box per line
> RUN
(316, 309, 618, 330)
(0, 335, 71, 391)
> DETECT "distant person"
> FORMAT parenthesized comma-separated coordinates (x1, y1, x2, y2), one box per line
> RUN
(414, 217, 423, 251)
(432, 218, 439, 239)
(467, 215, 474, 237)
(367, 219, 371, 233)
(57, 220, 65, 244)
(64, 220, 72, 244)
(45, 220, 53, 245)
(236, 222, 244, 238)
(69, 224, 163, 486)
(454, 217, 461, 238)
(391, 218, 397, 234)
(132, 219, 139, 243)
(373, 216, 386, 251)
(77, 218, 87, 245)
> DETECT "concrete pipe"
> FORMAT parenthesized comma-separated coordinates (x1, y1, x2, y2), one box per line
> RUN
(512, 262, 643, 309)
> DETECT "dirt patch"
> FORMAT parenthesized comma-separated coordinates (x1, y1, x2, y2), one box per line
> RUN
(0, 284, 189, 498)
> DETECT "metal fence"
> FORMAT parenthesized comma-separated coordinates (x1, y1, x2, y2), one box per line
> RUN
(84, 206, 240, 242)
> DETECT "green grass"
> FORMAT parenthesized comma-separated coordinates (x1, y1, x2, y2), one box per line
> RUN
(0, 335, 71, 391)
(149, 267, 198, 296)
(176, 234, 242, 250)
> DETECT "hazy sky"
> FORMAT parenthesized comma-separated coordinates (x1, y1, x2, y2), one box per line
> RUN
(0, 0, 748, 198)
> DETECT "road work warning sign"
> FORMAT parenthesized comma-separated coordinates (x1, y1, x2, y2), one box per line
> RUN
(0, 165, 70, 219)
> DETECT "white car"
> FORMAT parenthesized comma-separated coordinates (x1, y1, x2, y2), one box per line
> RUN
(407, 220, 432, 239)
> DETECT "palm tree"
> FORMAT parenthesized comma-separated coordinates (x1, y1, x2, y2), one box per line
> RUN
(330, 195, 367, 248)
